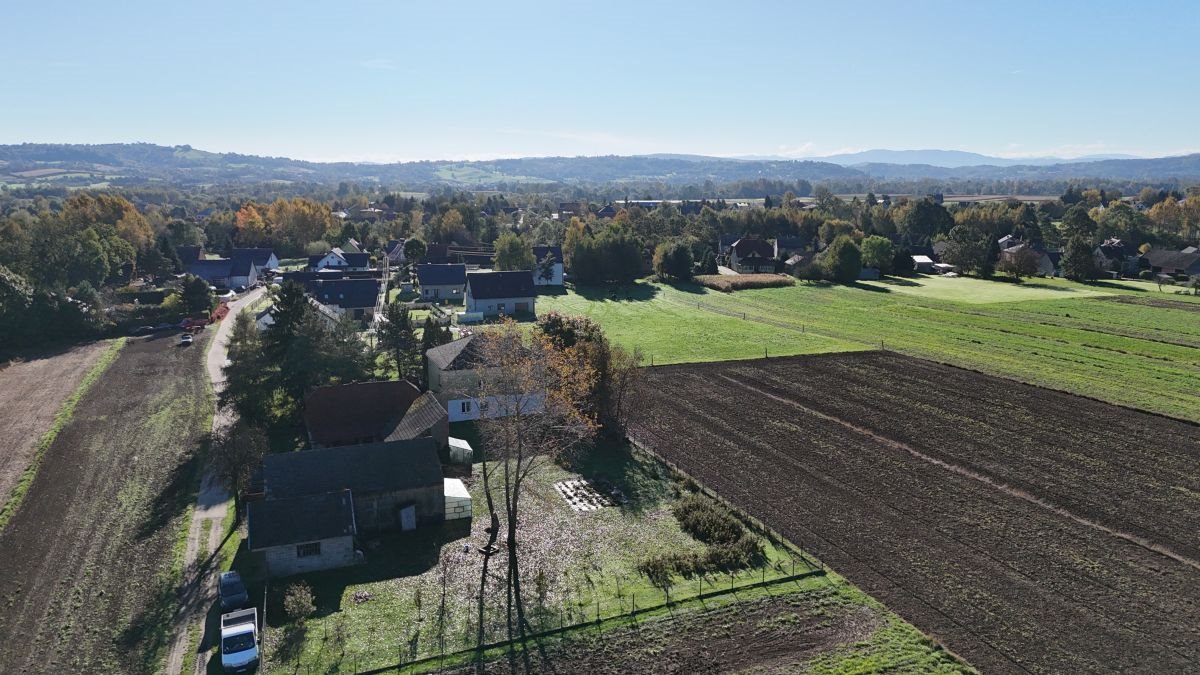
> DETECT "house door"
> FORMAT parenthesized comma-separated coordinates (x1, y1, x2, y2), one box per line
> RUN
(399, 505, 417, 531)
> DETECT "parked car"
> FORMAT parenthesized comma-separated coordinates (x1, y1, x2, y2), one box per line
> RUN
(219, 571, 249, 611)
(153, 322, 174, 332)
(179, 334, 193, 346)
(130, 325, 156, 336)
(235, 285, 247, 293)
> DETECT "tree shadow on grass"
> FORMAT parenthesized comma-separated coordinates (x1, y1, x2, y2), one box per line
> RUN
(1090, 279, 1149, 293)
(663, 280, 706, 295)
(569, 442, 670, 515)
(846, 281, 892, 293)
(572, 283, 660, 303)
(871, 276, 922, 288)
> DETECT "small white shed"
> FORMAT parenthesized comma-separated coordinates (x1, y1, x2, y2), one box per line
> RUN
(448, 437, 474, 464)
(444, 478, 473, 521)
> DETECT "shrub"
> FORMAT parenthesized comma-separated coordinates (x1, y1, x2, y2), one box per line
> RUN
(694, 274, 794, 292)
(284, 582, 316, 622)
(673, 494, 744, 545)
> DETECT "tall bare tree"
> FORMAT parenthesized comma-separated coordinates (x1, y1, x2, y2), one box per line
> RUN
(469, 320, 598, 666)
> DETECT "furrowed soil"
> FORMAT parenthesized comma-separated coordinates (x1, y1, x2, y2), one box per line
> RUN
(632, 351, 1200, 674)
(0, 333, 211, 673)
(0, 342, 109, 506)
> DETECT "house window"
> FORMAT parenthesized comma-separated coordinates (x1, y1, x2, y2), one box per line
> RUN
(479, 399, 489, 414)
(297, 542, 321, 558)
(497, 303, 506, 313)
(460, 401, 471, 414)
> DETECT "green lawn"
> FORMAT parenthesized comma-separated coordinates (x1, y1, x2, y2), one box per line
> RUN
(539, 278, 1200, 421)
(537, 284, 864, 365)
(859, 274, 1115, 303)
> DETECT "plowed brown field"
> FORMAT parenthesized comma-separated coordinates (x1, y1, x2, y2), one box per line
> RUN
(631, 351, 1200, 674)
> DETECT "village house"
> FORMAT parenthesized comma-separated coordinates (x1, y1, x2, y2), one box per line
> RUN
(464, 270, 536, 317)
(729, 237, 776, 274)
(717, 233, 740, 256)
(416, 263, 467, 301)
(189, 256, 258, 289)
(911, 254, 936, 274)
(385, 239, 406, 265)
(305, 277, 382, 321)
(426, 334, 543, 422)
(303, 380, 448, 450)
(531, 245, 564, 286)
(999, 240, 1059, 277)
(233, 247, 280, 272)
(248, 439, 450, 576)
(309, 247, 371, 272)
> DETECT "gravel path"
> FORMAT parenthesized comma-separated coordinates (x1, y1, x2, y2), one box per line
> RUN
(164, 288, 265, 675)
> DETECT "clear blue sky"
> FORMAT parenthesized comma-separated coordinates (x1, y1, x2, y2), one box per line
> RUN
(2, 0, 1197, 162)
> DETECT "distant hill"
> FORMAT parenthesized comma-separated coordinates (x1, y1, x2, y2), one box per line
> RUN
(802, 149, 1143, 167)
(0, 142, 1197, 188)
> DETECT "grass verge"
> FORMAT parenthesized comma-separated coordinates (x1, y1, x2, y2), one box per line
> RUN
(0, 337, 126, 531)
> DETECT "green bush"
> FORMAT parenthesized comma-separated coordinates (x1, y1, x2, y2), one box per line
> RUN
(673, 493, 745, 545)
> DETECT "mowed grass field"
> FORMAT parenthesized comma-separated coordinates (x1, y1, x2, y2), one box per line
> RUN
(536, 286, 863, 364)
(539, 276, 1200, 421)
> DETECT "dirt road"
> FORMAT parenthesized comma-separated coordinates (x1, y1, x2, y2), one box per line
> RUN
(164, 288, 265, 675)
(0, 342, 110, 507)
(0, 333, 211, 673)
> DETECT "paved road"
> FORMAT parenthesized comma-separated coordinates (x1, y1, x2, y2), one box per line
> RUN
(165, 288, 266, 675)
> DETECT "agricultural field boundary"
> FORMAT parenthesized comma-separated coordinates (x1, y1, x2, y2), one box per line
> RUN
(0, 337, 125, 531)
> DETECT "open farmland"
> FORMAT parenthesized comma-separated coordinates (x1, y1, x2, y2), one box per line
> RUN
(631, 352, 1200, 673)
(0, 334, 212, 674)
(0, 342, 112, 510)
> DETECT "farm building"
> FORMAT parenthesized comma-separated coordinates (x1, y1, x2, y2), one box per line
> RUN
(912, 255, 935, 273)
(303, 380, 448, 449)
(729, 238, 775, 274)
(1143, 248, 1200, 279)
(305, 278, 382, 322)
(416, 263, 467, 301)
(531, 245, 564, 286)
(464, 270, 536, 317)
(247, 490, 358, 577)
(261, 438, 446, 534)
(426, 334, 544, 422)
(444, 478, 472, 521)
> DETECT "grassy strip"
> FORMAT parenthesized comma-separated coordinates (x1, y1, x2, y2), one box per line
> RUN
(169, 331, 219, 675)
(0, 337, 126, 531)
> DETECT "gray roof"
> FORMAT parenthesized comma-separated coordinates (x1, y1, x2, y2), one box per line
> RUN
(189, 258, 233, 281)
(425, 335, 482, 371)
(232, 248, 276, 269)
(467, 270, 535, 300)
(247, 490, 356, 549)
(306, 278, 380, 309)
(264, 439, 443, 499)
(416, 263, 467, 287)
(387, 392, 447, 442)
(1144, 249, 1200, 274)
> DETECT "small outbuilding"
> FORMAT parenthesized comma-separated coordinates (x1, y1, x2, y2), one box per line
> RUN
(912, 255, 935, 274)
(444, 478, 472, 521)
(247, 490, 358, 577)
